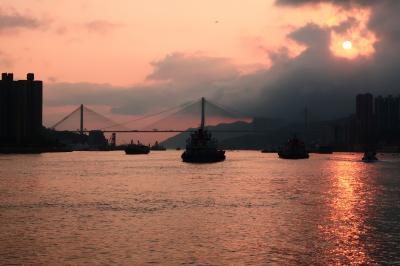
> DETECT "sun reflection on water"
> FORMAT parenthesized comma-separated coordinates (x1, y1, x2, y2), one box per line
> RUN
(320, 156, 375, 265)
(1, 152, 398, 265)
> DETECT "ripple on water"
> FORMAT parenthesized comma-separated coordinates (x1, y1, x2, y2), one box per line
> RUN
(0, 151, 399, 265)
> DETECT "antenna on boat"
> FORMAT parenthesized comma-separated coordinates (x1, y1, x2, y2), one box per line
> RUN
(201, 97, 205, 129)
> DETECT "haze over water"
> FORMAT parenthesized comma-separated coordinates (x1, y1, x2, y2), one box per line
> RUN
(0, 151, 399, 265)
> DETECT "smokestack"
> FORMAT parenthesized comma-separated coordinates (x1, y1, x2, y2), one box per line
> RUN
(1, 73, 6, 80)
(27, 73, 34, 81)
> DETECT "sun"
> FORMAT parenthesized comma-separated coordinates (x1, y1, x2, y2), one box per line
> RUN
(342, 40, 352, 50)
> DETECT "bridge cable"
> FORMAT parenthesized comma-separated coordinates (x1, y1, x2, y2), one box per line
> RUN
(140, 99, 201, 130)
(99, 100, 196, 130)
(50, 105, 81, 129)
(83, 106, 129, 130)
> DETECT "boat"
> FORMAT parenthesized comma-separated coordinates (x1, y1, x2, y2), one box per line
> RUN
(278, 135, 309, 159)
(181, 128, 226, 163)
(124, 140, 150, 155)
(181, 98, 226, 163)
(150, 141, 166, 151)
(362, 150, 378, 162)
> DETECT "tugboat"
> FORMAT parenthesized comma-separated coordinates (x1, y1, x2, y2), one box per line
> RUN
(278, 135, 309, 159)
(124, 140, 150, 155)
(181, 98, 225, 163)
(362, 150, 378, 162)
(150, 141, 166, 151)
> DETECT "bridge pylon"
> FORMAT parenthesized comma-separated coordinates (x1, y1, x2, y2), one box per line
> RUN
(80, 104, 84, 135)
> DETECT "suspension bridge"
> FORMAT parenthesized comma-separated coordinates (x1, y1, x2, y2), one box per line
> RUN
(50, 98, 254, 135)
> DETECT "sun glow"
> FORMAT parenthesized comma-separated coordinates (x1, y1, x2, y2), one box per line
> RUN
(331, 31, 376, 59)
(342, 41, 352, 50)
(328, 7, 377, 59)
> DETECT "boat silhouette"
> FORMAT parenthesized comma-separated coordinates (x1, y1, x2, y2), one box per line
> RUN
(362, 150, 378, 162)
(125, 140, 150, 155)
(150, 141, 166, 151)
(181, 98, 225, 163)
(278, 135, 309, 159)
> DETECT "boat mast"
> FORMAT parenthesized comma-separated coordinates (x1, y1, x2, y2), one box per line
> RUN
(201, 97, 205, 130)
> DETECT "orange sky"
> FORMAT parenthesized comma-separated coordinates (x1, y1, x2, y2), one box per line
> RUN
(1, 0, 375, 86)
(1, 0, 379, 139)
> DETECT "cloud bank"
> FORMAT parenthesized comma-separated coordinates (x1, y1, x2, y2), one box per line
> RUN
(0, 9, 43, 32)
(0, 9, 46, 66)
(46, 0, 400, 122)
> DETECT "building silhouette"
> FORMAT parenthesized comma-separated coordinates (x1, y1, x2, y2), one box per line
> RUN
(356, 93, 374, 147)
(322, 93, 399, 151)
(0, 73, 43, 146)
(353, 93, 400, 149)
(375, 95, 400, 142)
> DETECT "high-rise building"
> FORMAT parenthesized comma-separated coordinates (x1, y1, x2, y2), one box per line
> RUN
(356, 93, 374, 146)
(375, 94, 400, 143)
(386, 95, 399, 131)
(0, 73, 43, 146)
(375, 95, 387, 134)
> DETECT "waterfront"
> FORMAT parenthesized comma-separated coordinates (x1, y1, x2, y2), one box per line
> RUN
(0, 151, 399, 265)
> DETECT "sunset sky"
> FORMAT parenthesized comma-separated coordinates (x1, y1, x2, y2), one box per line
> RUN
(1, 0, 398, 128)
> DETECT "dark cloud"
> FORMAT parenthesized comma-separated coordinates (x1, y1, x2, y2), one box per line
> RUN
(248, 23, 370, 119)
(332, 17, 358, 33)
(45, 82, 125, 107)
(0, 8, 40, 66)
(252, 0, 400, 120)
(45, 1, 400, 122)
(275, 0, 383, 7)
(0, 9, 42, 32)
(147, 53, 239, 85)
(45, 53, 243, 115)
(46, 82, 201, 115)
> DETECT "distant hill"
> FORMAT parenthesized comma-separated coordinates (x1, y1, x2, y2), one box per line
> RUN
(161, 121, 252, 148)
(161, 116, 355, 150)
(161, 118, 288, 149)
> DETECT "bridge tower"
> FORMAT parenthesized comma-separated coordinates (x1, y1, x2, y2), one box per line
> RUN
(80, 104, 84, 135)
(201, 97, 205, 129)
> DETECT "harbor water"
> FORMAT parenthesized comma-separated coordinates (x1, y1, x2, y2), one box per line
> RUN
(0, 151, 399, 265)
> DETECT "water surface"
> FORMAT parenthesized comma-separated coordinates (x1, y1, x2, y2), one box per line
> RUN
(0, 151, 399, 265)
